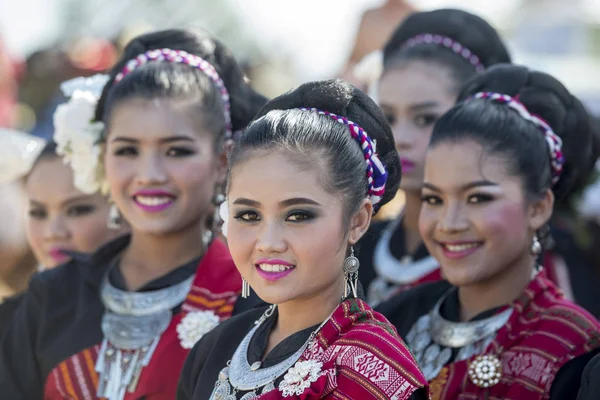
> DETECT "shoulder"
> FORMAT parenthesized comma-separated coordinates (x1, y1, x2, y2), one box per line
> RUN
(327, 300, 427, 397)
(537, 297, 600, 347)
(376, 280, 451, 337)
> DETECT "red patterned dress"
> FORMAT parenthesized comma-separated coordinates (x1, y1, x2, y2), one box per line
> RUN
(178, 298, 430, 399)
(0, 236, 244, 399)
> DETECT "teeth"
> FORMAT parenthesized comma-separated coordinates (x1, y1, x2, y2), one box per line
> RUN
(258, 264, 294, 273)
(445, 243, 480, 252)
(135, 196, 172, 206)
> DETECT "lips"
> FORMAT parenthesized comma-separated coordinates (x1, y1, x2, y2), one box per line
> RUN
(132, 189, 176, 213)
(48, 248, 71, 265)
(255, 259, 296, 282)
(438, 241, 483, 260)
(400, 158, 416, 173)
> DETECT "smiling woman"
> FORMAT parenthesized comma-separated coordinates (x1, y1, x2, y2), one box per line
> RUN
(177, 79, 429, 400)
(378, 65, 600, 400)
(0, 29, 268, 400)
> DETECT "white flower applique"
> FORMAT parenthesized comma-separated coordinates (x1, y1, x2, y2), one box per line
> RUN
(278, 360, 323, 397)
(176, 310, 220, 349)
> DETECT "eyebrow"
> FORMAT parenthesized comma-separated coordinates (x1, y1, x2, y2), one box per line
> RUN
(409, 101, 440, 112)
(29, 195, 93, 207)
(232, 197, 322, 208)
(110, 135, 195, 144)
(423, 180, 498, 192)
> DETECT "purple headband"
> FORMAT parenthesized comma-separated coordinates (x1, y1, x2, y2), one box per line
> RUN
(470, 92, 565, 186)
(114, 48, 232, 138)
(297, 108, 388, 212)
(402, 34, 485, 73)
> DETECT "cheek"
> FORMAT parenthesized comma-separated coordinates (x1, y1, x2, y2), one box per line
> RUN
(26, 220, 45, 251)
(477, 202, 529, 244)
(418, 206, 437, 238)
(69, 213, 112, 249)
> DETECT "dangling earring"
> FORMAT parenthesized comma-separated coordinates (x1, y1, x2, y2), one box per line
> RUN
(530, 235, 542, 256)
(241, 278, 251, 298)
(343, 246, 360, 298)
(107, 203, 122, 230)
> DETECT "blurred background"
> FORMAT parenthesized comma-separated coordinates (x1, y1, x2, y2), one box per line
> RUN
(3, 0, 600, 135)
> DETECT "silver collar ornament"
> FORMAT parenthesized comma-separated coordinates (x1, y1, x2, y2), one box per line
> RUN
(368, 217, 439, 306)
(406, 289, 512, 381)
(96, 272, 194, 399)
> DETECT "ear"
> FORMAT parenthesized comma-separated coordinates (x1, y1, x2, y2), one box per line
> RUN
(527, 189, 554, 231)
(348, 199, 374, 245)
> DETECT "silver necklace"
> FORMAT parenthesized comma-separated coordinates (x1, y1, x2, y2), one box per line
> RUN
(406, 289, 513, 381)
(210, 305, 331, 400)
(368, 217, 439, 306)
(96, 271, 194, 400)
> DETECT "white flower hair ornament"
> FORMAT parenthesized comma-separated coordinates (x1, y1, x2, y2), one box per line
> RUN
(53, 74, 110, 194)
(219, 200, 229, 237)
(0, 128, 46, 184)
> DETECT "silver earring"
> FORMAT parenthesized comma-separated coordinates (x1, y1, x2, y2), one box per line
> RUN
(241, 278, 250, 298)
(343, 246, 360, 298)
(530, 236, 542, 255)
(107, 204, 122, 230)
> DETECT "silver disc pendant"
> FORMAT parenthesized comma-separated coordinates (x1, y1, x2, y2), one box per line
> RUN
(343, 256, 360, 274)
(250, 361, 261, 371)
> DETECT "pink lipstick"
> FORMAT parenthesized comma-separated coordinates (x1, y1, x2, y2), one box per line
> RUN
(400, 159, 416, 173)
(255, 259, 296, 282)
(439, 241, 483, 260)
(48, 248, 71, 265)
(133, 189, 176, 213)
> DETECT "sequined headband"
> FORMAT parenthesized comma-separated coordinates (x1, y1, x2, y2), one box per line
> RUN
(471, 92, 565, 186)
(114, 48, 232, 138)
(402, 34, 485, 73)
(297, 108, 388, 212)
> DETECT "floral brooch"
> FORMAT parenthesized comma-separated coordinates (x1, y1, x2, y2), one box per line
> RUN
(278, 360, 324, 397)
(176, 310, 220, 349)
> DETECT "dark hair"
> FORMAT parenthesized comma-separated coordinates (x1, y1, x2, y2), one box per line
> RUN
(228, 79, 401, 221)
(95, 29, 267, 148)
(383, 9, 511, 92)
(431, 64, 599, 207)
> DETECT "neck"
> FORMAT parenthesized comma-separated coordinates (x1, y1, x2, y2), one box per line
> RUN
(457, 253, 535, 321)
(401, 190, 423, 254)
(120, 222, 207, 290)
(271, 278, 344, 349)
(0, 249, 37, 299)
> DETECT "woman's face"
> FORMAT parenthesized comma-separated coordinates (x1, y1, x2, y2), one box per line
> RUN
(25, 157, 123, 268)
(104, 98, 226, 236)
(227, 150, 371, 306)
(378, 61, 457, 192)
(419, 140, 552, 287)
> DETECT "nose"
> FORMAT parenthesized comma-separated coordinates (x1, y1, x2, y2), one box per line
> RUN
(255, 219, 287, 255)
(393, 121, 415, 152)
(44, 215, 70, 242)
(437, 201, 469, 234)
(135, 151, 168, 186)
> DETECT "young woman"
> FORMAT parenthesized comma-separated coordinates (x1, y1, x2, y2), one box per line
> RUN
(378, 64, 600, 399)
(177, 79, 429, 399)
(357, 9, 512, 305)
(25, 142, 126, 269)
(0, 29, 267, 399)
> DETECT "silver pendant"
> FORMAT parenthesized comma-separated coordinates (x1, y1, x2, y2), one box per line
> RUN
(250, 361, 261, 371)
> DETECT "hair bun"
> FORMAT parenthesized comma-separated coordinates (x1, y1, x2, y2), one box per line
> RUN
(384, 8, 511, 68)
(458, 64, 599, 203)
(255, 78, 402, 208)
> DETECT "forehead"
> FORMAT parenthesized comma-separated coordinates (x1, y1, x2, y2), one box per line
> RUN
(378, 62, 456, 108)
(229, 150, 336, 205)
(107, 98, 209, 141)
(424, 140, 516, 188)
(26, 157, 82, 200)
